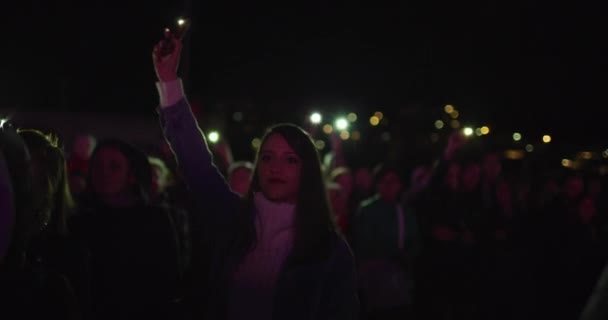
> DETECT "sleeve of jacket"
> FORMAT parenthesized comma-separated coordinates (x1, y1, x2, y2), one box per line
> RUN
(157, 92, 240, 228)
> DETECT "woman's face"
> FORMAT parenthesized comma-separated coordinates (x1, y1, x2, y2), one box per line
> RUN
(257, 134, 302, 204)
(90, 147, 133, 198)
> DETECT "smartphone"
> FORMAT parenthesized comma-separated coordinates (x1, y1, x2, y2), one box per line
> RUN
(159, 18, 191, 56)
(174, 18, 191, 40)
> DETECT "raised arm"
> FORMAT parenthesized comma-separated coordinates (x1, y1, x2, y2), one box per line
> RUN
(153, 31, 239, 215)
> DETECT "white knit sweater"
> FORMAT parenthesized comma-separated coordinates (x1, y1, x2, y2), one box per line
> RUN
(228, 192, 297, 320)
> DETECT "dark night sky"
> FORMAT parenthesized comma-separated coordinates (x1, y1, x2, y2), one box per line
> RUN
(1, 0, 607, 145)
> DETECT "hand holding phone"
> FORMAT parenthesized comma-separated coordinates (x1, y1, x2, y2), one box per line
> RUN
(153, 18, 190, 82)
(159, 18, 191, 57)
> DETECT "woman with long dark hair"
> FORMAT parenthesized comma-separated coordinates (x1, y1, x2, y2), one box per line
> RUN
(153, 32, 358, 319)
(1, 123, 80, 319)
(71, 138, 180, 320)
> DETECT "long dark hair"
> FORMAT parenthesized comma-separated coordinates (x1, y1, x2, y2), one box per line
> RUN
(241, 124, 336, 263)
(0, 123, 33, 267)
(18, 129, 74, 236)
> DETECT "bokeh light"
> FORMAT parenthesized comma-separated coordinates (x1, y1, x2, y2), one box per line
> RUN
(347, 113, 358, 122)
(513, 132, 522, 142)
(340, 131, 350, 140)
(208, 131, 220, 143)
(310, 112, 322, 124)
(335, 118, 349, 130)
(370, 116, 380, 126)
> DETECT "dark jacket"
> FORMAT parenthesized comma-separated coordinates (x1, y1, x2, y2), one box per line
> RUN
(159, 98, 358, 320)
(71, 204, 180, 320)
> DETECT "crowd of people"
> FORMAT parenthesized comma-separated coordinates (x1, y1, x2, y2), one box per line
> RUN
(2, 30, 608, 320)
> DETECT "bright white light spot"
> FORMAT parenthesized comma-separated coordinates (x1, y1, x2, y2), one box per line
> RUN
(335, 118, 349, 131)
(310, 112, 322, 124)
(208, 131, 220, 143)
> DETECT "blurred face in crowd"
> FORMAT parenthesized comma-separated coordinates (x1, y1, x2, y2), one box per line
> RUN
(377, 171, 402, 203)
(257, 134, 302, 204)
(579, 196, 596, 225)
(461, 163, 481, 192)
(355, 167, 373, 194)
(90, 147, 134, 198)
(445, 163, 460, 191)
(335, 172, 354, 198)
(328, 185, 347, 217)
(230, 167, 252, 196)
(73, 135, 96, 160)
(563, 176, 584, 201)
(482, 153, 502, 183)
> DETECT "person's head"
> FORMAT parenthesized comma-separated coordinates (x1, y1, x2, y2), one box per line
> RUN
(562, 173, 585, 202)
(148, 156, 175, 197)
(579, 196, 597, 225)
(354, 167, 373, 195)
(326, 181, 346, 217)
(249, 125, 317, 204)
(87, 139, 152, 207)
(246, 124, 334, 259)
(373, 163, 403, 203)
(228, 161, 253, 196)
(18, 129, 74, 236)
(330, 167, 354, 198)
(72, 134, 96, 160)
(482, 152, 502, 183)
(461, 162, 482, 192)
(0, 123, 33, 267)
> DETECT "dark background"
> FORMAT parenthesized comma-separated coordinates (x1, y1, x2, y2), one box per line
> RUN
(1, 0, 607, 156)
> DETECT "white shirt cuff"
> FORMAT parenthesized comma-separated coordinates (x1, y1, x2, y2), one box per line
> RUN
(156, 79, 185, 108)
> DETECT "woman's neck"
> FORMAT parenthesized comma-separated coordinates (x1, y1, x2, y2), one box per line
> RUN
(253, 193, 297, 235)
